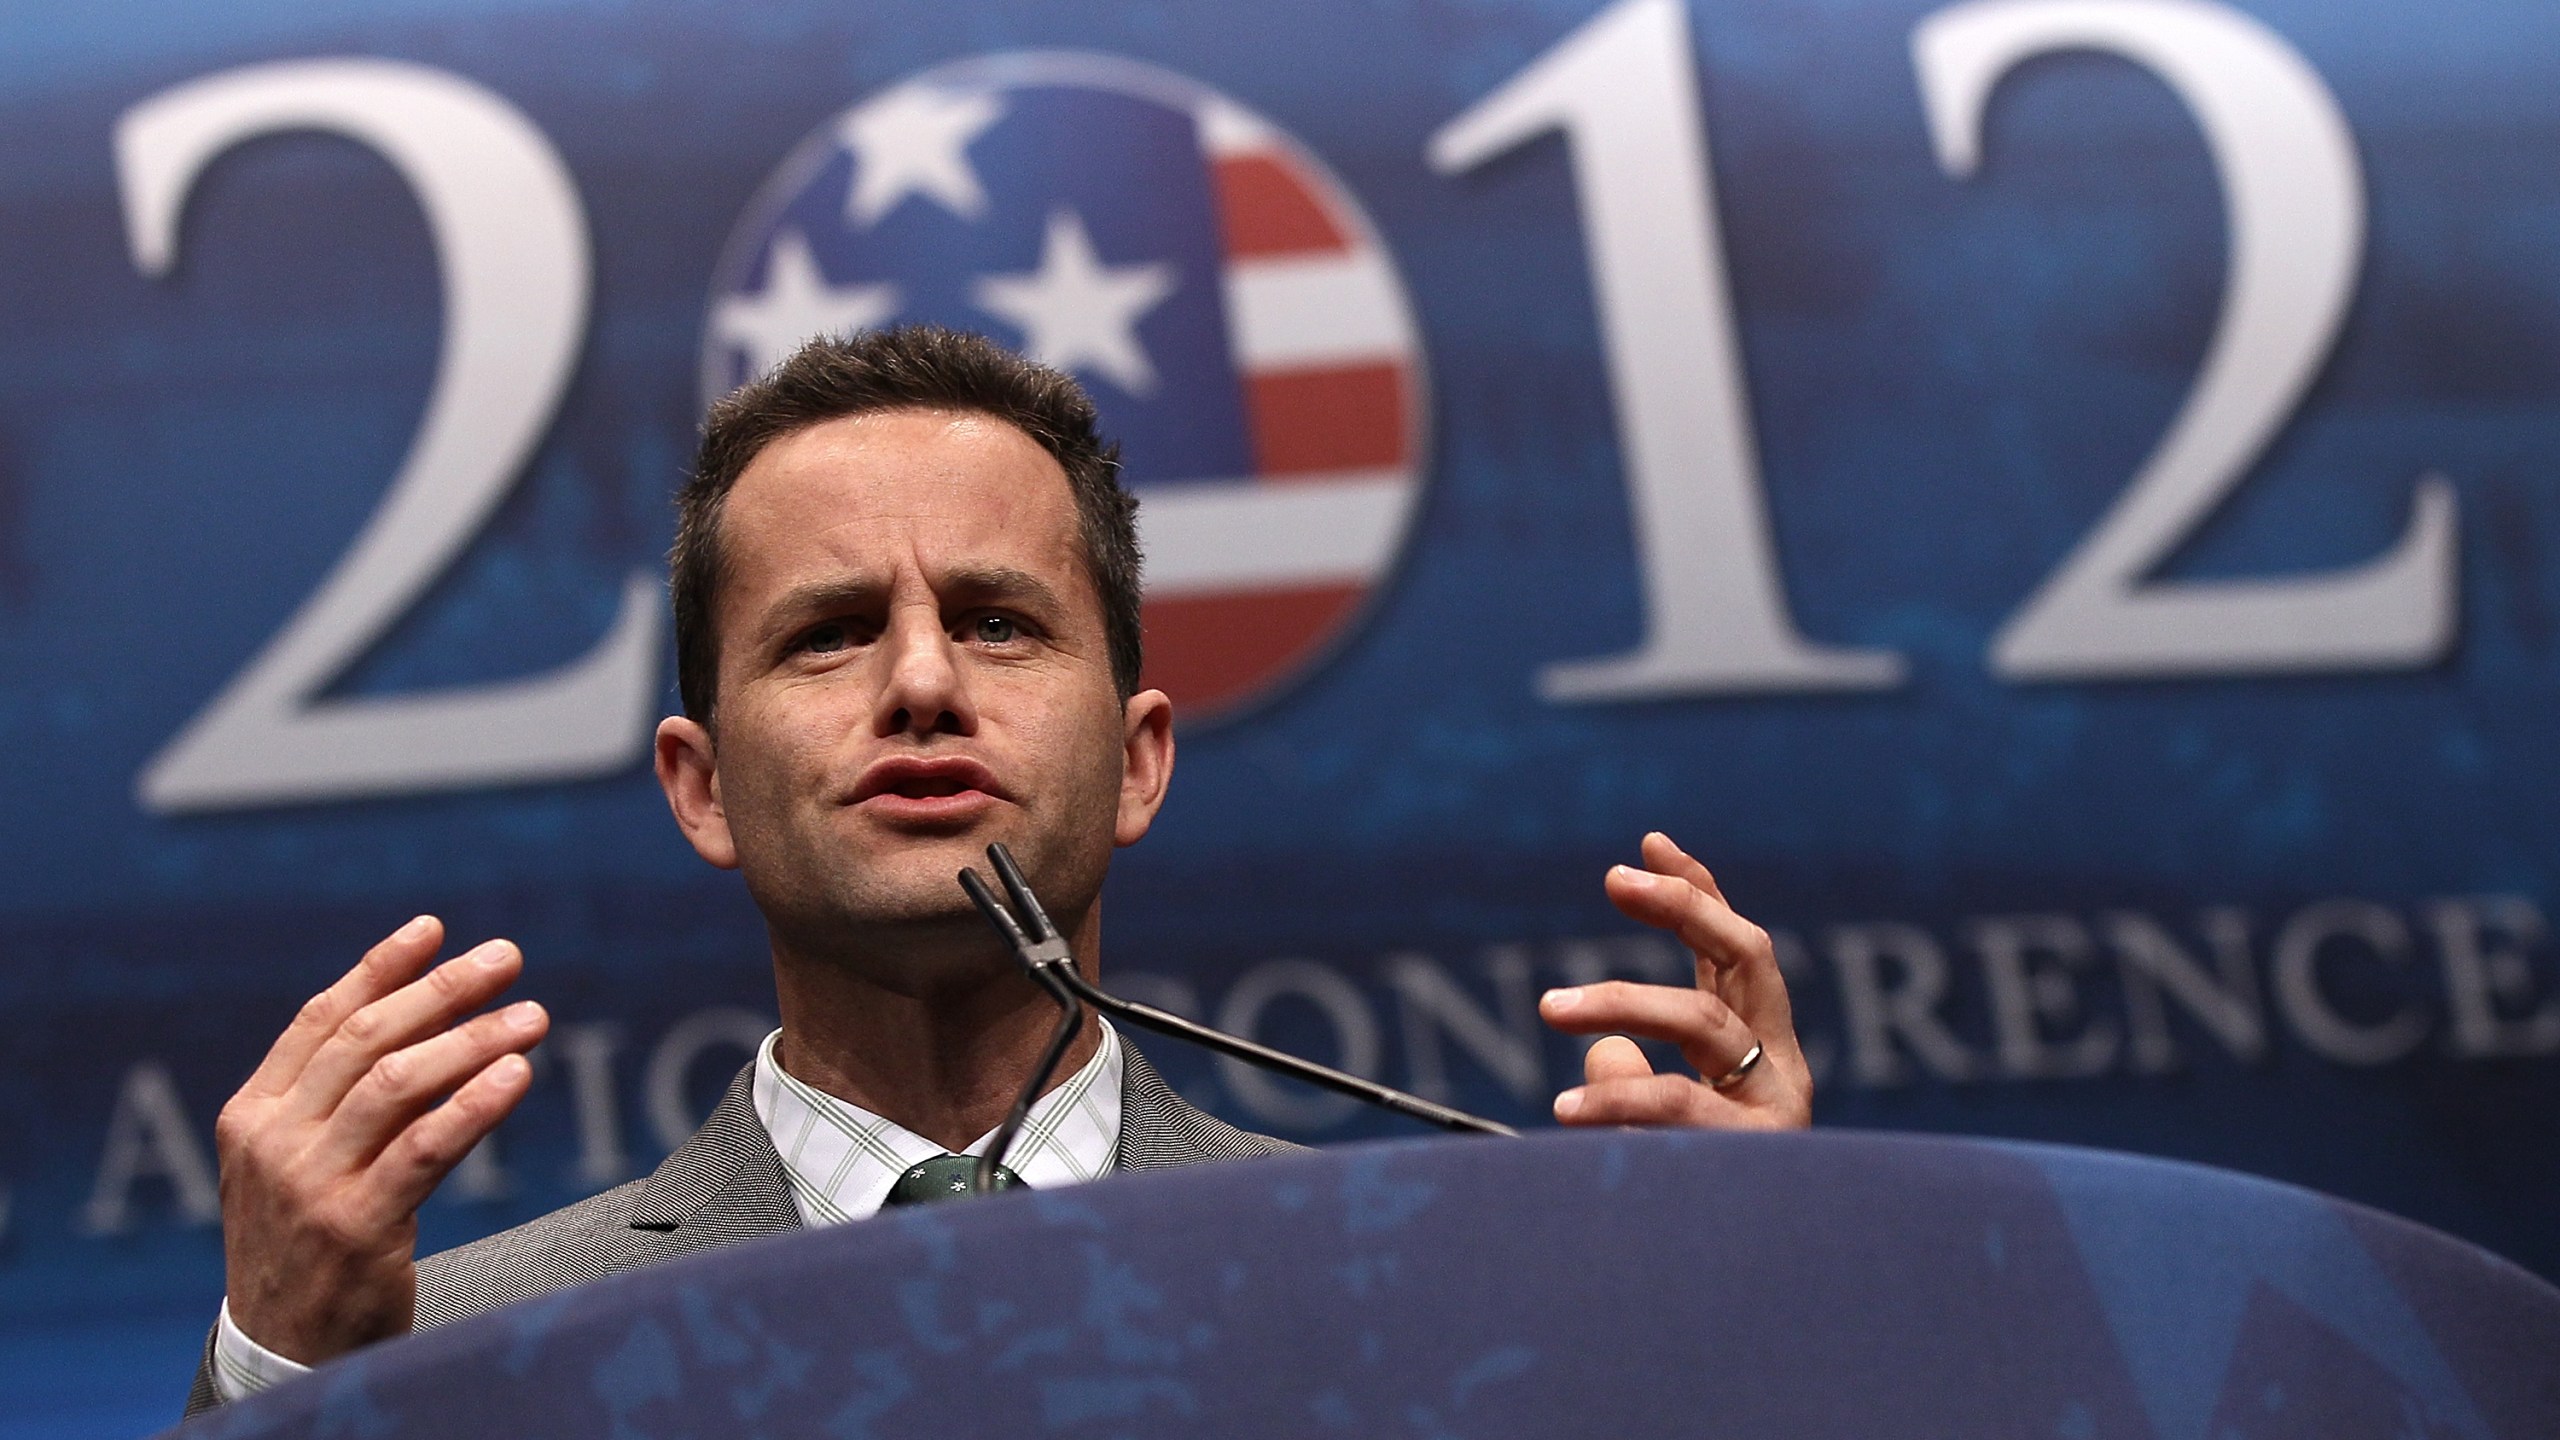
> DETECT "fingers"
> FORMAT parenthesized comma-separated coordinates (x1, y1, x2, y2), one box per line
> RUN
(1582, 1034, 1654, 1086)
(1556, 1072, 1777, 1129)
(309, 999, 548, 1175)
(1557, 1037, 1672, 1125)
(1603, 831, 1804, 1060)
(1603, 848, 1762, 979)
(1640, 830, 1722, 900)
(1542, 980, 1756, 1081)
(354, 1053, 536, 1230)
(242, 917, 444, 1099)
(1545, 833, 1816, 1132)
(284, 940, 525, 1123)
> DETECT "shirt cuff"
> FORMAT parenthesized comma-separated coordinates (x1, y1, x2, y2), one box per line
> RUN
(213, 1297, 312, 1401)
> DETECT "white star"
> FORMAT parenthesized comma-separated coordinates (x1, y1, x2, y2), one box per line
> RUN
(712, 229, 899, 380)
(972, 209, 1177, 396)
(840, 84, 1004, 227)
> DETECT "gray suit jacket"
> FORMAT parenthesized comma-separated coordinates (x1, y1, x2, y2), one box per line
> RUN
(186, 1043, 1292, 1417)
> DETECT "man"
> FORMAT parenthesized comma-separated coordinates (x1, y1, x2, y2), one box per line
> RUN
(188, 326, 1813, 1414)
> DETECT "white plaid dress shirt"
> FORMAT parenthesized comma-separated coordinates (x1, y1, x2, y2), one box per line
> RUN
(752, 1020, 1124, 1222)
(212, 1019, 1125, 1401)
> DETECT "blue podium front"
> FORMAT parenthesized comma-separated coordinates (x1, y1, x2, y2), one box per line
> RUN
(169, 1130, 2560, 1439)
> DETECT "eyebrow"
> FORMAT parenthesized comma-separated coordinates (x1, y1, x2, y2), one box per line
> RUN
(755, 565, 1071, 640)
(757, 575, 886, 641)
(936, 564, 1069, 618)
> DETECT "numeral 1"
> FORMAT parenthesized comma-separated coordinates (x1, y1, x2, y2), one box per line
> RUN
(121, 59, 663, 812)
(1429, 0, 1908, 700)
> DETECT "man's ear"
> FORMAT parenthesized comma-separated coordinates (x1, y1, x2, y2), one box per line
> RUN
(1114, 688, 1175, 847)
(656, 715, 739, 869)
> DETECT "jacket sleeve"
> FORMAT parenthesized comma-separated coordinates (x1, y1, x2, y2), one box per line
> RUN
(183, 1320, 223, 1419)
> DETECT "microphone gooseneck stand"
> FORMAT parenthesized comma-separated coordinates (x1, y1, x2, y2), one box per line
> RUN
(960, 842, 1516, 1194)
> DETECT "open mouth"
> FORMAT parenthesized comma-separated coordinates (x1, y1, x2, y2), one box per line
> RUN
(852, 756, 1005, 808)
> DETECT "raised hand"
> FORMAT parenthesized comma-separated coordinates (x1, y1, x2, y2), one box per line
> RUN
(1538, 832, 1813, 1130)
(216, 916, 547, 1364)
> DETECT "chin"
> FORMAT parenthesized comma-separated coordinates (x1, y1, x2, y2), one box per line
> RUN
(830, 856, 981, 922)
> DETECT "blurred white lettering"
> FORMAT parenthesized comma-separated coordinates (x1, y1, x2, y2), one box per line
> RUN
(2429, 897, 2560, 1059)
(2272, 900, 2429, 1065)
(81, 1062, 217, 1234)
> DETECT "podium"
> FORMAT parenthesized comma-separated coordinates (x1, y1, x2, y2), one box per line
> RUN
(171, 1129, 2560, 1438)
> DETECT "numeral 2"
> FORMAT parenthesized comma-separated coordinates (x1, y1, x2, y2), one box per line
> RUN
(121, 59, 661, 813)
(1921, 0, 2456, 680)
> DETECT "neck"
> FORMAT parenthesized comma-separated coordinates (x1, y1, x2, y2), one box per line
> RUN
(767, 903, 1104, 1151)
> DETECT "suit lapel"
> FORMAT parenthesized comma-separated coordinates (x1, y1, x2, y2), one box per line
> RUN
(625, 1063, 801, 1247)
(1115, 1041, 1301, 1170)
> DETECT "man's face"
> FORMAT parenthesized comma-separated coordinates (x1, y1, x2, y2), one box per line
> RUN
(658, 407, 1167, 981)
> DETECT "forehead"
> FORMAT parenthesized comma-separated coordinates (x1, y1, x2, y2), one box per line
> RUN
(720, 408, 1087, 591)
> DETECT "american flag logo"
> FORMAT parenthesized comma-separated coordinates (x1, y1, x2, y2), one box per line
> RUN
(702, 52, 1429, 724)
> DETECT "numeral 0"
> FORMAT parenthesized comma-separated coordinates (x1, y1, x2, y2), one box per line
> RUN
(120, 60, 662, 813)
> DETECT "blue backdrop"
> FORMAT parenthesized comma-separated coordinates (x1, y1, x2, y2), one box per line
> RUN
(4, 1, 2557, 1434)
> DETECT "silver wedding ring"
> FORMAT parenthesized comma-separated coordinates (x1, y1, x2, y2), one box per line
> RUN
(1708, 1040, 1764, 1092)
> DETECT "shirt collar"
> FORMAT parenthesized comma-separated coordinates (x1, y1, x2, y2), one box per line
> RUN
(749, 1018, 1124, 1225)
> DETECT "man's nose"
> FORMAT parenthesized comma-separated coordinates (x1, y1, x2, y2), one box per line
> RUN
(873, 610, 975, 738)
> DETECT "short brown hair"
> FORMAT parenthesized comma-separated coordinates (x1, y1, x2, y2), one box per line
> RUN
(673, 326, 1144, 725)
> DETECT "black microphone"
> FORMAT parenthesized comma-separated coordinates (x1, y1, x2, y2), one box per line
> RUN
(959, 842, 1516, 1192)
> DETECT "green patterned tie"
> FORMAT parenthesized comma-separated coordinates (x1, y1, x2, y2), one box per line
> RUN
(883, 1154, 1022, 1206)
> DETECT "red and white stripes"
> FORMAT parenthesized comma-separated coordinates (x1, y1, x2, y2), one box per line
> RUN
(1133, 98, 1425, 717)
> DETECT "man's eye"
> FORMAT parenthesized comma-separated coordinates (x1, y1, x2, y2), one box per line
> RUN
(801, 622, 850, 654)
(972, 615, 1020, 644)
